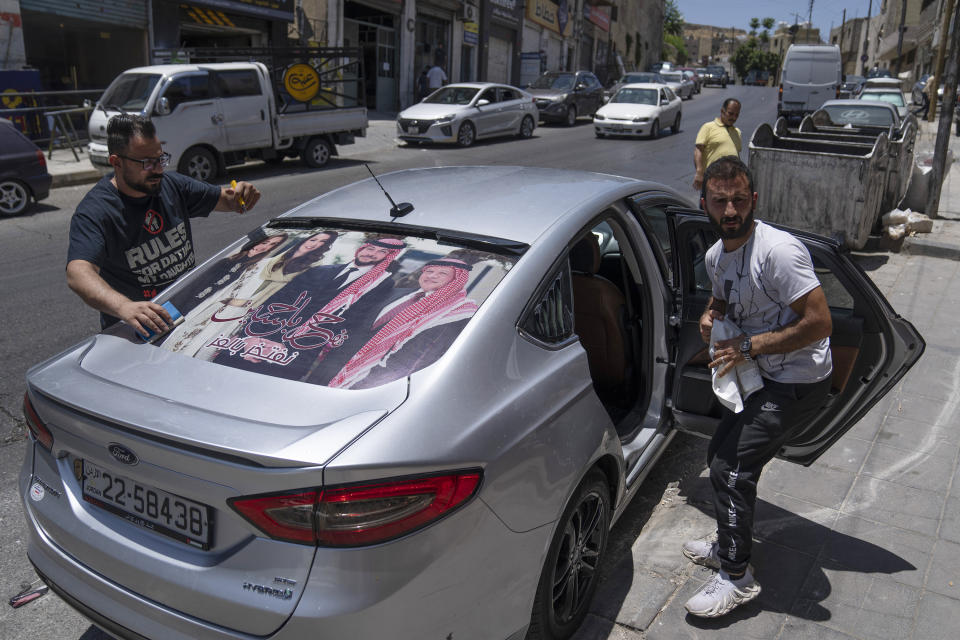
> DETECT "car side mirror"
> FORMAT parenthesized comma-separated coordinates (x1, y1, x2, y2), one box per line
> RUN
(476, 98, 490, 107)
(82, 98, 92, 109)
(155, 97, 171, 116)
(575, 83, 586, 91)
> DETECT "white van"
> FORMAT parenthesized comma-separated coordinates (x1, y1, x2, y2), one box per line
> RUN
(87, 58, 367, 181)
(778, 44, 842, 119)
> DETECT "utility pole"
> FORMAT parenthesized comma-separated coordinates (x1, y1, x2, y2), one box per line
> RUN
(894, 0, 908, 75)
(929, 0, 957, 121)
(862, 0, 873, 75)
(830, 9, 847, 58)
(808, 0, 814, 43)
(925, 1, 959, 218)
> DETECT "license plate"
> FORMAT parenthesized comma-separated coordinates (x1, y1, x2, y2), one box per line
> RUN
(610, 124, 624, 131)
(82, 460, 212, 549)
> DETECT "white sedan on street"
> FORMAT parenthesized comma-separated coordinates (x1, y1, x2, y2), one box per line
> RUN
(593, 84, 682, 139)
(396, 83, 537, 147)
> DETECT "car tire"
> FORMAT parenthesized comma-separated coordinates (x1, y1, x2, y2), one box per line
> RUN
(518, 115, 535, 139)
(301, 137, 332, 168)
(0, 179, 31, 216)
(595, 131, 604, 138)
(457, 121, 476, 147)
(649, 118, 660, 140)
(528, 469, 610, 640)
(178, 146, 218, 182)
(672, 112, 682, 135)
(565, 105, 577, 127)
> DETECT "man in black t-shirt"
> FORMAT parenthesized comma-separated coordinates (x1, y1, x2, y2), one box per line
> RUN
(67, 114, 260, 334)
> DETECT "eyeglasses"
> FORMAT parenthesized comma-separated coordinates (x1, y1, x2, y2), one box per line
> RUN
(117, 152, 171, 171)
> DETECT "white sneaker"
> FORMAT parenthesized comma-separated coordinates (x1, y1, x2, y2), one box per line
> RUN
(681, 539, 720, 570)
(684, 569, 761, 618)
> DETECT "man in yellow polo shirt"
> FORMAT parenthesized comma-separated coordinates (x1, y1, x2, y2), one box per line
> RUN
(693, 99, 742, 191)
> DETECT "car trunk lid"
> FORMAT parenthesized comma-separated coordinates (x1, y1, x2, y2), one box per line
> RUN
(24, 335, 406, 635)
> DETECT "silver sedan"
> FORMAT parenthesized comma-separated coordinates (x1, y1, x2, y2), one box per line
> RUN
(659, 71, 695, 100)
(20, 167, 922, 640)
(396, 82, 537, 147)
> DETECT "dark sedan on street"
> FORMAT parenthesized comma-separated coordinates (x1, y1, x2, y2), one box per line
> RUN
(0, 118, 52, 216)
(527, 70, 604, 126)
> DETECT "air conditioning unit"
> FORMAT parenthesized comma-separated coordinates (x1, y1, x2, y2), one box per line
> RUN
(459, 3, 478, 22)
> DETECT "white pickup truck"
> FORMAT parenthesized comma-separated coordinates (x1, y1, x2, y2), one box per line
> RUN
(87, 57, 367, 180)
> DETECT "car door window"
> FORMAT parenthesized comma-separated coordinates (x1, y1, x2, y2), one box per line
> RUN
(478, 88, 497, 104)
(215, 70, 261, 97)
(498, 88, 518, 102)
(162, 73, 211, 110)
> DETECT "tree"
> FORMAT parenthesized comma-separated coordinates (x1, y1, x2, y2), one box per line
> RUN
(664, 0, 684, 38)
(663, 33, 689, 65)
(749, 18, 760, 37)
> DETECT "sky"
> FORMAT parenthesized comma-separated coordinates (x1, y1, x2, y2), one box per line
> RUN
(676, 0, 878, 42)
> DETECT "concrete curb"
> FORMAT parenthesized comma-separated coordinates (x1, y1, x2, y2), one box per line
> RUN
(50, 168, 105, 188)
(902, 235, 960, 260)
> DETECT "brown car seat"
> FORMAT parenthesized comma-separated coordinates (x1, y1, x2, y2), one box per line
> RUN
(570, 236, 628, 390)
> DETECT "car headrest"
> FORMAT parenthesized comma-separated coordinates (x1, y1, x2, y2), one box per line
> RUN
(570, 236, 601, 275)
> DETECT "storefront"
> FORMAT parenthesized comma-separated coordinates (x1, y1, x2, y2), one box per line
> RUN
(19, 0, 148, 88)
(583, 3, 612, 83)
(344, 0, 401, 112)
(523, 0, 572, 79)
(152, 0, 293, 54)
(482, 0, 523, 84)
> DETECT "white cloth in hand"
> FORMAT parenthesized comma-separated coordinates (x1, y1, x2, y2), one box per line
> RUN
(710, 317, 764, 413)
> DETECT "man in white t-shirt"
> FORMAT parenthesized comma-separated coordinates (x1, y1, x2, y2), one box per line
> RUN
(682, 156, 833, 618)
(427, 63, 447, 90)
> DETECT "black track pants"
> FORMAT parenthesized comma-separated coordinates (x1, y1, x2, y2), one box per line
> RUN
(707, 377, 832, 575)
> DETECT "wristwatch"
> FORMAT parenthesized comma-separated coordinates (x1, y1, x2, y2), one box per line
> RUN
(740, 336, 753, 360)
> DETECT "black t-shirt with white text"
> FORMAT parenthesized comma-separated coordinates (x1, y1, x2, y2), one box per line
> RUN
(68, 171, 220, 327)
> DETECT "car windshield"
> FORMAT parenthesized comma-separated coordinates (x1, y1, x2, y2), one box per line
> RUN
(423, 86, 479, 105)
(660, 72, 682, 82)
(529, 73, 575, 90)
(612, 88, 658, 105)
(706, 66, 724, 73)
(860, 91, 905, 107)
(621, 73, 659, 84)
(822, 104, 896, 127)
(157, 226, 520, 389)
(867, 68, 892, 78)
(100, 73, 162, 111)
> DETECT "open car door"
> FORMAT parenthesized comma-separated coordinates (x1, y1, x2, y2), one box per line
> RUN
(656, 207, 924, 466)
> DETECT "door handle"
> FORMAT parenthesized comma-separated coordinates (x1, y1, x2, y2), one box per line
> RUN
(211, 114, 223, 124)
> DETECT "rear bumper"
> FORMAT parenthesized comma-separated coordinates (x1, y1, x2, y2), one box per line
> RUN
(22, 465, 545, 640)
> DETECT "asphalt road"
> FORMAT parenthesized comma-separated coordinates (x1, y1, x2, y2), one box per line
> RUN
(0, 85, 777, 640)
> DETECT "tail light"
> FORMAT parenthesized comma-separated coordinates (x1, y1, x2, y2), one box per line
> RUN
(35, 149, 47, 170)
(23, 392, 53, 451)
(229, 470, 481, 547)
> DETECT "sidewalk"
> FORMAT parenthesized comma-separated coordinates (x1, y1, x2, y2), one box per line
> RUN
(42, 111, 401, 188)
(572, 117, 960, 639)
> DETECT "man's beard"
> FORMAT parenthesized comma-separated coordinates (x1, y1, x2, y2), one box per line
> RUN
(709, 207, 755, 240)
(127, 171, 163, 195)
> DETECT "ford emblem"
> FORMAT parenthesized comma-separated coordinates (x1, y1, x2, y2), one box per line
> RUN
(108, 443, 139, 466)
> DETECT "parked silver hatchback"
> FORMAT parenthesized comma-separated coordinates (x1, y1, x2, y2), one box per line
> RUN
(20, 167, 923, 640)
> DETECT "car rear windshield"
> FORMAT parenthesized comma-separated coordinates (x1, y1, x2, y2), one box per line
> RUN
(100, 73, 162, 112)
(822, 105, 895, 127)
(158, 226, 519, 389)
(622, 73, 659, 84)
(860, 91, 905, 107)
(423, 86, 479, 105)
(660, 72, 682, 82)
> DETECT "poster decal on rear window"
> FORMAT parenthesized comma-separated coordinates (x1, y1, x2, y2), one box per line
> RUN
(158, 227, 516, 389)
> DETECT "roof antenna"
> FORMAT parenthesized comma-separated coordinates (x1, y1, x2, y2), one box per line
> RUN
(364, 164, 414, 219)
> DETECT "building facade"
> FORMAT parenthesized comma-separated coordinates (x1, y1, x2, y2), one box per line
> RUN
(2, 0, 665, 110)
